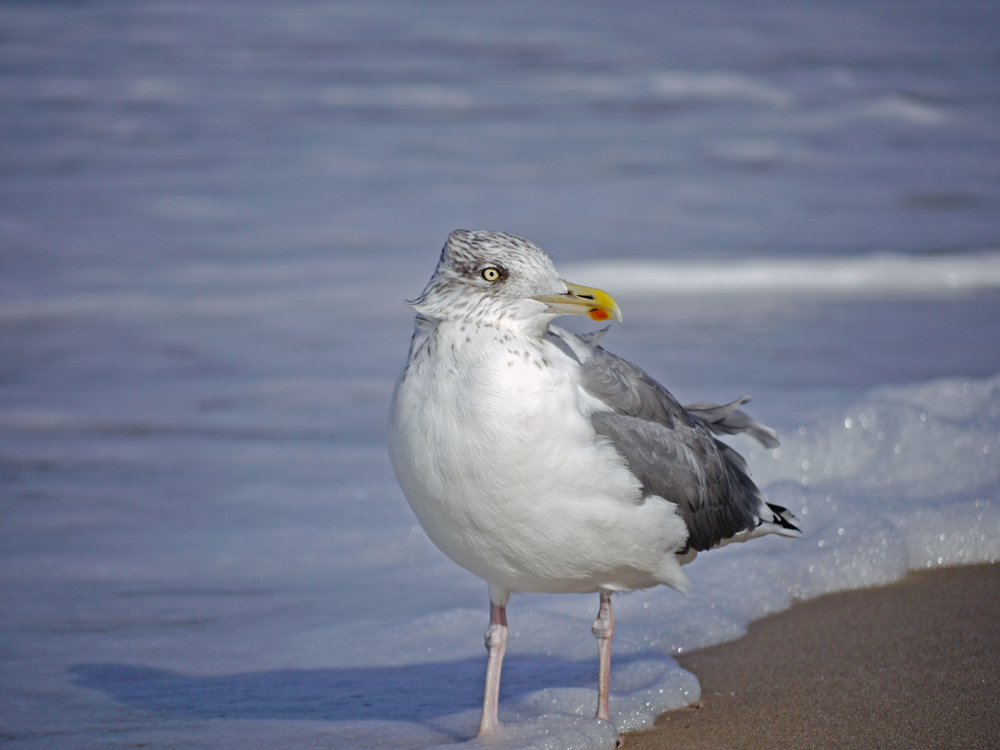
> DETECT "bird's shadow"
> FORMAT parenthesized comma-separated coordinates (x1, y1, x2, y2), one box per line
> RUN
(70, 654, 614, 724)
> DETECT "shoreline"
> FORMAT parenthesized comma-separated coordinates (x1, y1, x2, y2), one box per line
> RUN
(623, 562, 1000, 749)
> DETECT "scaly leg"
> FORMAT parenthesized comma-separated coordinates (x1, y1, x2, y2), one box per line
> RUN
(592, 590, 615, 723)
(476, 586, 510, 736)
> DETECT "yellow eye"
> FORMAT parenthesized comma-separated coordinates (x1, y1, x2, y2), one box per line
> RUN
(481, 267, 501, 282)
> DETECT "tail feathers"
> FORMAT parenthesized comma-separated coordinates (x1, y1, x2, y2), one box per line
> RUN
(685, 397, 780, 449)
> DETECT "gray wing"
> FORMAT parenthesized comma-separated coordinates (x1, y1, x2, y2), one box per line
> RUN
(579, 341, 792, 552)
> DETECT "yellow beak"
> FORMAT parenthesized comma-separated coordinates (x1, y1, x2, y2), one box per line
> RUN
(534, 281, 623, 323)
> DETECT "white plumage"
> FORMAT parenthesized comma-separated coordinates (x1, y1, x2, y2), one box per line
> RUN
(388, 230, 799, 737)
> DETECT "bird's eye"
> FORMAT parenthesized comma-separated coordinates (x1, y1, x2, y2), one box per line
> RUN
(481, 267, 501, 282)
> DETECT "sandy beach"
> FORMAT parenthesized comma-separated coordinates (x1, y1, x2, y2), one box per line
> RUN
(623, 563, 1000, 749)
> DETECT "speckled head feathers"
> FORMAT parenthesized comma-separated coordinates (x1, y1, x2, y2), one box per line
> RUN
(409, 230, 567, 327)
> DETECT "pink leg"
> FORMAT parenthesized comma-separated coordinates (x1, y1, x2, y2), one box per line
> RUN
(476, 595, 508, 736)
(592, 590, 615, 722)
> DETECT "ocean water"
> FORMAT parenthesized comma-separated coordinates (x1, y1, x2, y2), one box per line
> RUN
(2, 2, 999, 749)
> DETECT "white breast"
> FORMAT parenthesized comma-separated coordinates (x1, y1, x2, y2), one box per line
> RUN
(388, 321, 690, 594)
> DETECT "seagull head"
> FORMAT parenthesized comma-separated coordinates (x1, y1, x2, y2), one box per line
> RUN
(409, 230, 622, 334)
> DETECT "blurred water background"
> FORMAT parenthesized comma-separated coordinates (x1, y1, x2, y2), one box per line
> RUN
(2, 2, 999, 748)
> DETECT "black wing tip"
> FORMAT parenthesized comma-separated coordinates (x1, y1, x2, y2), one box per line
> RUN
(765, 502, 802, 534)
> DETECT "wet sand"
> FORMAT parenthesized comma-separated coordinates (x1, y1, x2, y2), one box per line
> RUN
(623, 563, 1000, 749)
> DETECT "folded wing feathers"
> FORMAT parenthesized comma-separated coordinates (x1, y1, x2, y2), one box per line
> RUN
(578, 339, 798, 551)
(590, 411, 764, 551)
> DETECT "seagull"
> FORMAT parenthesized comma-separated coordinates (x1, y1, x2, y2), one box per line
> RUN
(388, 230, 800, 737)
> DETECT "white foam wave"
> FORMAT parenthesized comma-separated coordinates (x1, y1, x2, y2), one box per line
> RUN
(790, 95, 949, 129)
(563, 251, 1000, 298)
(544, 70, 793, 108)
(316, 84, 476, 110)
(648, 71, 793, 108)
